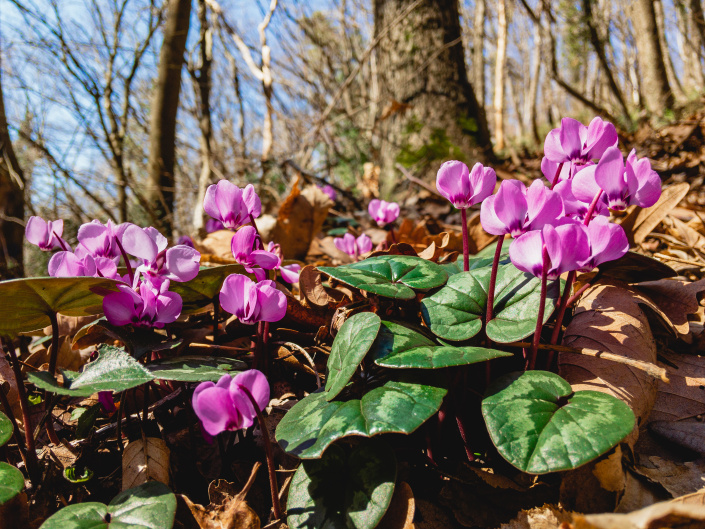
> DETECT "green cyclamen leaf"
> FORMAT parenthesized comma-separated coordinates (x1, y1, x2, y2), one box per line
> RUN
(325, 312, 381, 400)
(319, 255, 447, 299)
(287, 439, 397, 529)
(0, 277, 121, 334)
(276, 378, 446, 459)
(421, 263, 560, 343)
(371, 321, 512, 369)
(0, 411, 12, 447)
(146, 355, 246, 382)
(0, 462, 24, 504)
(482, 370, 635, 474)
(28, 345, 154, 397)
(40, 481, 176, 529)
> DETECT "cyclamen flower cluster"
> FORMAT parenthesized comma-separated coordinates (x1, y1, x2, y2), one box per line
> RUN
(26, 218, 201, 328)
(437, 116, 661, 279)
(203, 180, 288, 325)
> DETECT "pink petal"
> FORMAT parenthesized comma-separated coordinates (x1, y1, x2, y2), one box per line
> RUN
(48, 252, 83, 277)
(165, 246, 201, 282)
(584, 117, 618, 159)
(231, 369, 270, 423)
(543, 128, 567, 162)
(468, 163, 496, 206)
(103, 289, 141, 326)
(526, 180, 563, 230)
(156, 291, 183, 325)
(480, 195, 508, 236)
(203, 184, 222, 221)
(280, 263, 301, 283)
(356, 234, 373, 255)
(509, 230, 545, 278)
(192, 384, 239, 436)
(494, 180, 528, 237)
(249, 250, 281, 270)
(631, 156, 661, 208)
(25, 217, 51, 249)
(243, 184, 262, 218)
(121, 225, 158, 263)
(368, 199, 382, 221)
(436, 160, 471, 206)
(334, 233, 356, 256)
(231, 226, 258, 262)
(594, 146, 628, 210)
(255, 281, 287, 323)
(559, 118, 585, 160)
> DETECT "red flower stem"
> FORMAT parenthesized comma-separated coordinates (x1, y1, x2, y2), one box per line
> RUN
(461, 208, 470, 272)
(389, 227, 397, 245)
(583, 190, 603, 226)
(239, 386, 283, 522)
(212, 296, 220, 343)
(115, 237, 135, 285)
(485, 235, 505, 326)
(545, 270, 576, 369)
(528, 247, 549, 370)
(261, 321, 270, 374)
(550, 162, 564, 189)
(53, 231, 69, 252)
(249, 214, 262, 242)
(3, 344, 40, 485)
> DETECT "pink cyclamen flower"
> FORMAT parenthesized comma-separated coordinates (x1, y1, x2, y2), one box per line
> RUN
(98, 391, 117, 413)
(103, 280, 182, 328)
(572, 146, 661, 212)
(77, 220, 126, 260)
(220, 275, 287, 325)
(192, 370, 269, 436)
(436, 161, 496, 209)
(509, 220, 590, 281)
(205, 218, 226, 233)
(48, 251, 96, 277)
(25, 217, 68, 251)
(121, 225, 201, 287)
(177, 235, 195, 248)
(579, 216, 629, 272)
(368, 199, 400, 226)
(318, 184, 337, 202)
(552, 179, 607, 222)
(231, 226, 280, 282)
(204, 180, 261, 230)
(544, 117, 618, 167)
(334, 232, 373, 260)
(267, 242, 301, 283)
(480, 179, 563, 237)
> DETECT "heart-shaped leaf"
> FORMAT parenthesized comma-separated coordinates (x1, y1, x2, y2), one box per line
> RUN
(0, 462, 23, 504)
(371, 321, 512, 369)
(29, 345, 154, 397)
(40, 481, 176, 529)
(421, 263, 560, 343)
(325, 312, 381, 400)
(0, 277, 120, 334)
(319, 255, 447, 299)
(276, 378, 447, 459)
(287, 440, 396, 529)
(146, 356, 246, 382)
(0, 411, 12, 447)
(440, 256, 499, 277)
(482, 371, 635, 474)
(171, 264, 251, 313)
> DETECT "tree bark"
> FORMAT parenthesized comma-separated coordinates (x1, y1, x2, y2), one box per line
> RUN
(374, 0, 492, 197)
(654, 0, 686, 102)
(473, 0, 485, 111)
(0, 68, 25, 279)
(630, 0, 674, 115)
(146, 0, 191, 237)
(493, 0, 507, 150)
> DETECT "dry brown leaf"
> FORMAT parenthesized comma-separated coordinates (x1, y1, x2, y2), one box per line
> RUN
(27, 336, 93, 372)
(573, 499, 705, 529)
(649, 420, 705, 455)
(560, 281, 660, 447)
(122, 436, 170, 490)
(672, 490, 705, 506)
(665, 215, 705, 251)
(634, 279, 705, 336)
(272, 179, 333, 260)
(630, 182, 690, 245)
(648, 352, 705, 424)
(378, 481, 415, 529)
(0, 353, 21, 424)
(299, 265, 333, 307)
(560, 450, 624, 514)
(615, 469, 670, 514)
(198, 230, 236, 261)
(635, 456, 705, 497)
(0, 492, 28, 529)
(499, 505, 572, 529)
(183, 464, 261, 529)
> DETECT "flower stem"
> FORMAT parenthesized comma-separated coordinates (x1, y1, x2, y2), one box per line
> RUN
(53, 231, 69, 252)
(389, 227, 397, 245)
(115, 237, 135, 285)
(461, 208, 470, 272)
(485, 235, 505, 326)
(546, 270, 575, 369)
(528, 247, 549, 370)
(212, 296, 220, 344)
(550, 162, 564, 189)
(239, 386, 283, 522)
(3, 344, 40, 485)
(583, 190, 603, 226)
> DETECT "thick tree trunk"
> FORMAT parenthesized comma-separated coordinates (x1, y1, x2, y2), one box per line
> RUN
(0, 69, 25, 279)
(654, 0, 686, 103)
(473, 0, 485, 111)
(146, 0, 191, 236)
(630, 0, 674, 115)
(493, 0, 507, 150)
(374, 0, 492, 198)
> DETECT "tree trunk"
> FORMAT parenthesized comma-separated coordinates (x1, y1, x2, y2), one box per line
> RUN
(493, 0, 507, 150)
(0, 69, 25, 279)
(374, 0, 492, 198)
(191, 0, 214, 232)
(525, 5, 542, 145)
(654, 0, 686, 102)
(473, 0, 485, 111)
(688, 0, 705, 87)
(146, 0, 191, 237)
(630, 0, 674, 115)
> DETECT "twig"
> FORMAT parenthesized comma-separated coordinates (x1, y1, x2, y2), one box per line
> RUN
(395, 163, 441, 196)
(271, 341, 321, 388)
(508, 341, 669, 382)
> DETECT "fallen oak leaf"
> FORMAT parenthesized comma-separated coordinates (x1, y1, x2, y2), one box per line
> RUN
(633, 278, 705, 336)
(574, 498, 705, 529)
(298, 265, 333, 307)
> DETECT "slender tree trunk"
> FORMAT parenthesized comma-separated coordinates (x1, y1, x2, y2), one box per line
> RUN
(146, 0, 191, 237)
(688, 0, 705, 85)
(676, 0, 704, 91)
(654, 0, 686, 102)
(630, 0, 674, 115)
(473, 0, 485, 111)
(526, 6, 542, 145)
(191, 0, 214, 232)
(374, 0, 492, 197)
(493, 0, 507, 150)
(0, 68, 25, 279)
